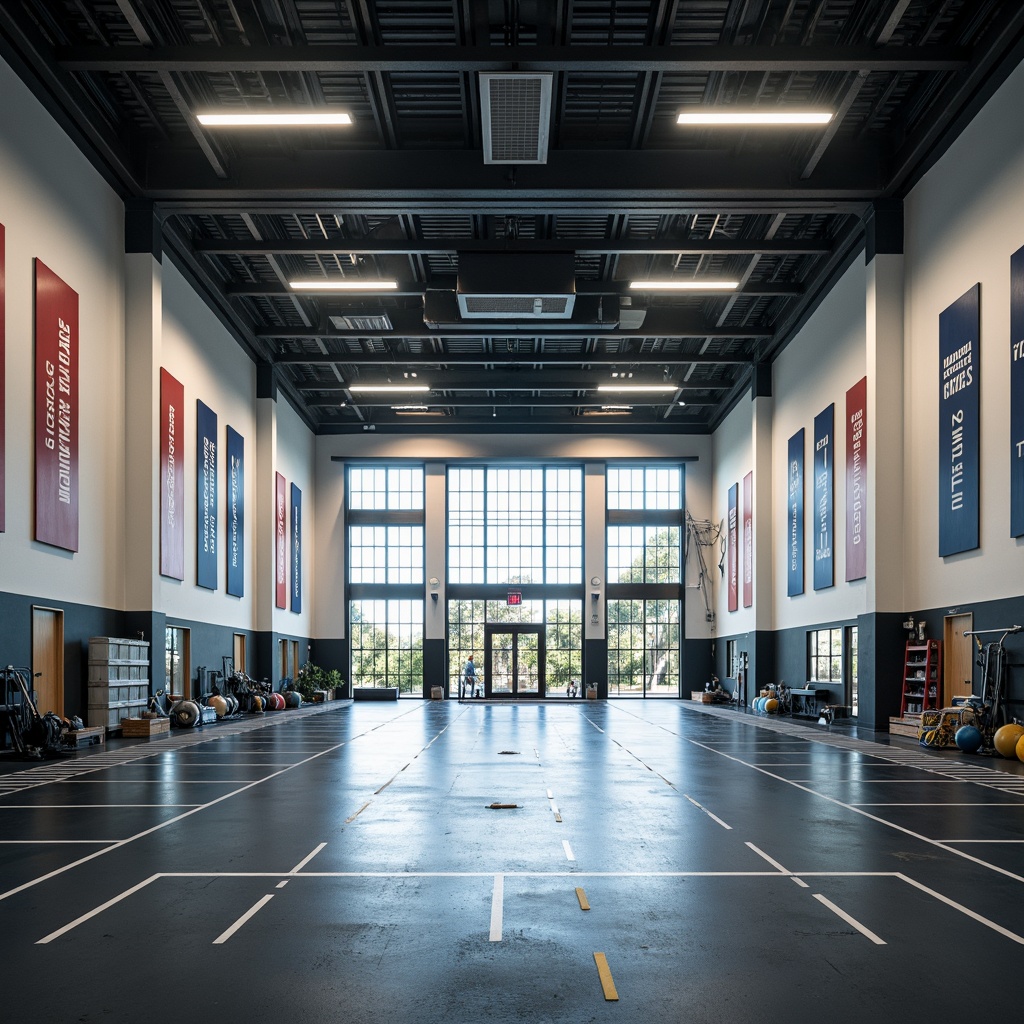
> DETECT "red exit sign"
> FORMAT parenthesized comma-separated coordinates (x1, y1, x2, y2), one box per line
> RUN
(507, 591, 522, 606)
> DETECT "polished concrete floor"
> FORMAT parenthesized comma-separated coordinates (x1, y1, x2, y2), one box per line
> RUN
(1, 700, 1023, 1023)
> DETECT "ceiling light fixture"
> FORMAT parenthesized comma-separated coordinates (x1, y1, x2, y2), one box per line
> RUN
(289, 279, 397, 291)
(349, 384, 430, 393)
(676, 110, 833, 126)
(628, 279, 739, 291)
(391, 405, 430, 411)
(596, 384, 678, 393)
(197, 111, 353, 127)
(600, 405, 633, 411)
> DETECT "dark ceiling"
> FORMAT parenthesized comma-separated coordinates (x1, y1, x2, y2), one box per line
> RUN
(3, 1, 1024, 434)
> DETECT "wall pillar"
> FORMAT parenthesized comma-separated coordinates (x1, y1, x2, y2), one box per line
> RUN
(255, 383, 279, 684)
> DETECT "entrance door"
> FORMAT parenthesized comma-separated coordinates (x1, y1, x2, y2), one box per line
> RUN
(944, 612, 974, 706)
(31, 606, 64, 715)
(485, 626, 544, 698)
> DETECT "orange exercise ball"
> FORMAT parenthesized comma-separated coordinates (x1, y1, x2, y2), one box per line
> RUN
(993, 723, 1024, 759)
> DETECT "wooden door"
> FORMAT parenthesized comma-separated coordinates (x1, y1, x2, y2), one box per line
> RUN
(233, 633, 246, 674)
(943, 613, 974, 706)
(31, 606, 64, 715)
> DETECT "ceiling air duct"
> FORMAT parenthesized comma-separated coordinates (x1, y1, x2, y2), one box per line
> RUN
(480, 72, 553, 164)
(455, 253, 575, 319)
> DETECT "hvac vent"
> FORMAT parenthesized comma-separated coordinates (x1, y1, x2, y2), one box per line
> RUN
(329, 312, 393, 331)
(456, 253, 576, 320)
(479, 73, 553, 164)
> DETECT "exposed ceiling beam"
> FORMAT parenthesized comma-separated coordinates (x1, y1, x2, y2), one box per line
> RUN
(273, 350, 752, 367)
(197, 236, 832, 256)
(306, 395, 719, 408)
(57, 43, 969, 73)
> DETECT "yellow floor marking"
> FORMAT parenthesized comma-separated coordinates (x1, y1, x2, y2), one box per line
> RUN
(575, 887, 590, 911)
(344, 801, 371, 823)
(593, 952, 619, 1001)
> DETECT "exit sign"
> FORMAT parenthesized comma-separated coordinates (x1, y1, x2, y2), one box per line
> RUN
(507, 591, 522, 606)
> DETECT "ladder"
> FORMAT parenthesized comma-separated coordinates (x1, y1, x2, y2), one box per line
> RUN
(899, 639, 942, 717)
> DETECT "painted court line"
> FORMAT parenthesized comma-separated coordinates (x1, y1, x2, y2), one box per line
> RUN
(37, 875, 160, 944)
(593, 953, 619, 1001)
(812, 893, 886, 944)
(345, 802, 372, 823)
(0, 839, 122, 845)
(489, 874, 504, 941)
(896, 873, 1024, 944)
(562, 840, 576, 862)
(745, 842, 790, 874)
(684, 794, 732, 829)
(212, 894, 276, 944)
(290, 842, 327, 874)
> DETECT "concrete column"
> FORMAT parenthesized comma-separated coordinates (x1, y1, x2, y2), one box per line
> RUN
(255, 393, 278, 679)
(423, 463, 447, 695)
(584, 463, 608, 695)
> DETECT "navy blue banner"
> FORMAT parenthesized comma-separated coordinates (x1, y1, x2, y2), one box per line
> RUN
(939, 284, 980, 555)
(196, 400, 218, 590)
(1011, 249, 1024, 537)
(813, 405, 834, 590)
(290, 483, 302, 613)
(787, 429, 804, 597)
(226, 425, 244, 597)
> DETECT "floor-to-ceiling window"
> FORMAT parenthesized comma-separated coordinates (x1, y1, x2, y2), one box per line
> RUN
(606, 465, 684, 697)
(348, 466, 424, 694)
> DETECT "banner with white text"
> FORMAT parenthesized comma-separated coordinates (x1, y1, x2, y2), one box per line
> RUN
(742, 471, 752, 608)
(845, 376, 867, 581)
(727, 482, 738, 612)
(275, 472, 287, 609)
(226, 426, 244, 597)
(196, 400, 218, 590)
(813, 404, 834, 591)
(787, 429, 804, 597)
(0, 223, 5, 533)
(1011, 248, 1024, 537)
(34, 260, 79, 551)
(160, 369, 185, 579)
(291, 483, 302, 614)
(938, 285, 980, 555)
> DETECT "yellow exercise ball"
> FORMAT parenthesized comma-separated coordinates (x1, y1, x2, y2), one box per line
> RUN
(1017, 732, 1024, 763)
(993, 723, 1024, 759)
(764, 698, 779, 714)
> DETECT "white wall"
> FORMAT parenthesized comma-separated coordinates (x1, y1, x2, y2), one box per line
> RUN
(904, 56, 1024, 607)
(0, 54, 126, 609)
(771, 258, 867, 630)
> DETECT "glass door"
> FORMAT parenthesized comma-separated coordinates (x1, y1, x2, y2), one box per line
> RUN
(484, 626, 544, 698)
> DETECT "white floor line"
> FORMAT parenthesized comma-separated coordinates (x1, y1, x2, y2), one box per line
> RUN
(212, 894, 276, 944)
(0, 839, 122, 844)
(896, 873, 1024, 944)
(0, 804, 201, 808)
(36, 875, 160, 944)
(683, 794, 732, 829)
(562, 840, 576, 862)
(812, 893, 886, 945)
(745, 842, 790, 874)
(938, 839, 1024, 843)
(489, 873, 504, 941)
(290, 842, 327, 873)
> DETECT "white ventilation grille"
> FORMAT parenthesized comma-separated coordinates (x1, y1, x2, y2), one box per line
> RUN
(480, 73, 553, 164)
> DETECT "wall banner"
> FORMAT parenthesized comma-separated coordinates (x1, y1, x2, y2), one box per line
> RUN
(34, 260, 79, 551)
(727, 482, 738, 612)
(160, 369, 185, 579)
(196, 400, 218, 590)
(1011, 249, 1024, 537)
(742, 471, 753, 608)
(290, 483, 302, 613)
(938, 284, 981, 555)
(813, 404, 834, 591)
(845, 376, 868, 581)
(0, 223, 5, 533)
(787, 429, 804, 597)
(275, 471, 287, 609)
(226, 426, 244, 597)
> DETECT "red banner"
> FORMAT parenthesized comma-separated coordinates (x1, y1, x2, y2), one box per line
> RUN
(845, 376, 868, 581)
(160, 369, 185, 579)
(742, 471, 753, 608)
(34, 261, 79, 551)
(727, 482, 738, 612)
(0, 224, 5, 532)
(275, 471, 287, 609)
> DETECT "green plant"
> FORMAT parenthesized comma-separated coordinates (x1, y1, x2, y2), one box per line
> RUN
(294, 662, 345, 701)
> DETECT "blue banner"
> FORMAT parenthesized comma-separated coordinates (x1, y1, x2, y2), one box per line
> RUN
(290, 482, 302, 613)
(1011, 249, 1024, 537)
(813, 405, 834, 590)
(196, 400, 218, 590)
(226, 426, 244, 597)
(787, 429, 804, 597)
(939, 284, 980, 555)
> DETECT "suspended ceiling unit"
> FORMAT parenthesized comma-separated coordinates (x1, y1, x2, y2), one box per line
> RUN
(454, 253, 576, 319)
(479, 72, 553, 165)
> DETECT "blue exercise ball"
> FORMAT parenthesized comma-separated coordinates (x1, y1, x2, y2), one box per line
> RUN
(955, 725, 983, 753)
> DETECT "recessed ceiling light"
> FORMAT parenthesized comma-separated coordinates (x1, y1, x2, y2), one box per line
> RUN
(628, 280, 739, 290)
(197, 112, 353, 127)
(349, 384, 430, 393)
(677, 110, 832, 126)
(290, 279, 397, 291)
(596, 384, 678, 393)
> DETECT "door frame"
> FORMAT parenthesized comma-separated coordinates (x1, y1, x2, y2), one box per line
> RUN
(943, 612, 974, 706)
(484, 624, 546, 698)
(30, 605, 65, 715)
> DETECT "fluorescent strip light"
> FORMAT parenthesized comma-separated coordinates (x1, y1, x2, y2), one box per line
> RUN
(600, 405, 633, 411)
(677, 110, 832, 126)
(596, 385, 678, 393)
(289, 279, 397, 291)
(391, 405, 430, 411)
(349, 385, 430, 393)
(197, 112, 353, 127)
(628, 279, 739, 291)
